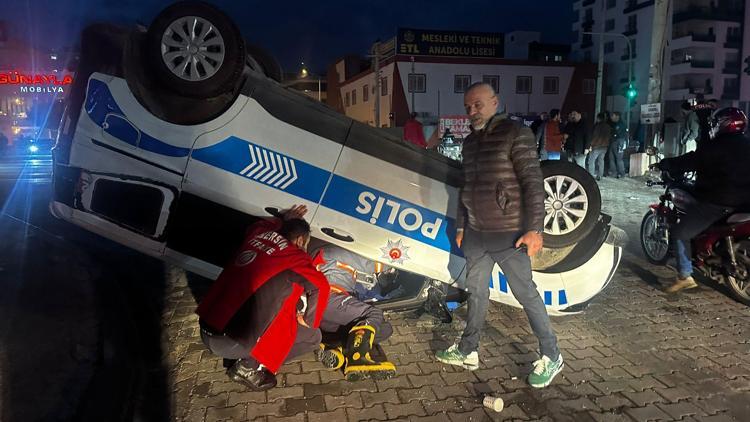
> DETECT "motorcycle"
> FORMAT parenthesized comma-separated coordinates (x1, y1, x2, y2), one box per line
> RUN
(640, 162, 750, 306)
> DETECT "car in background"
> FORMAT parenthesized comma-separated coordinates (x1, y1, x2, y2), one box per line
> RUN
(50, 1, 624, 315)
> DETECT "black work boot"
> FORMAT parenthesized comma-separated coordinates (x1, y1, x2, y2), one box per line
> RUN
(227, 359, 277, 391)
(343, 325, 396, 381)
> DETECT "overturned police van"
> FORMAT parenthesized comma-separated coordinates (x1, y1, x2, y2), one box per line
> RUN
(50, 1, 624, 316)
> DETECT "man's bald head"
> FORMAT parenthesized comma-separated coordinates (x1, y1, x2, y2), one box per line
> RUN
(464, 82, 499, 130)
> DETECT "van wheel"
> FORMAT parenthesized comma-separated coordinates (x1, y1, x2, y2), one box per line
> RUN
(540, 160, 601, 248)
(146, 1, 245, 98)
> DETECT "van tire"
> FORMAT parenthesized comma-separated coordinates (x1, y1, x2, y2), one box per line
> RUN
(540, 160, 601, 248)
(146, 1, 245, 98)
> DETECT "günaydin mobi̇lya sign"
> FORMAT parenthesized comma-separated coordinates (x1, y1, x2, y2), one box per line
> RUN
(0, 71, 73, 94)
(397, 28, 504, 58)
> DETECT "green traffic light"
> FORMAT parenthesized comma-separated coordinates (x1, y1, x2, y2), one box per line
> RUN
(626, 84, 637, 99)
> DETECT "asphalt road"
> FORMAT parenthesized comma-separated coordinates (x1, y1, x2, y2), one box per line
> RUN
(0, 154, 171, 421)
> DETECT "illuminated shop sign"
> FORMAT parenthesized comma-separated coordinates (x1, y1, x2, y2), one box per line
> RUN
(0, 71, 73, 94)
(397, 28, 504, 58)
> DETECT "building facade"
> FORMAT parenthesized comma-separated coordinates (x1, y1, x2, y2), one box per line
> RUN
(329, 28, 595, 131)
(571, 0, 749, 123)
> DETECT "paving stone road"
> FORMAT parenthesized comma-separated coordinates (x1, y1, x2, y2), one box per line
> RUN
(160, 176, 750, 421)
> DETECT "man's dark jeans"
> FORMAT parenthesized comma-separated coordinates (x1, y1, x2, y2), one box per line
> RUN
(672, 200, 733, 278)
(457, 228, 560, 360)
(319, 293, 393, 343)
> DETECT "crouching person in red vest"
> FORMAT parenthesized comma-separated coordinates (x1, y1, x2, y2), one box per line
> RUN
(196, 205, 330, 391)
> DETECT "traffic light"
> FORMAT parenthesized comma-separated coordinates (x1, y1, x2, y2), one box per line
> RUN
(744, 56, 750, 75)
(626, 84, 637, 100)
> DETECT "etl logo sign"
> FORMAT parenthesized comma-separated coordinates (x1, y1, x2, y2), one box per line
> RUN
(0, 71, 74, 94)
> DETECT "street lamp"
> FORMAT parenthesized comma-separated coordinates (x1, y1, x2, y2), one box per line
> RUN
(298, 62, 321, 101)
(582, 31, 633, 135)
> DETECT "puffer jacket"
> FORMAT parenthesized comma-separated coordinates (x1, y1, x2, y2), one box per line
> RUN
(457, 114, 545, 233)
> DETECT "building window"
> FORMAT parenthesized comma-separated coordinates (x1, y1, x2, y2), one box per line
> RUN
(584, 8, 592, 21)
(454, 75, 471, 93)
(352, 89, 357, 105)
(363, 84, 369, 102)
(381, 77, 388, 96)
(627, 14, 637, 32)
(584, 51, 592, 62)
(543, 77, 559, 94)
(345, 91, 350, 107)
(604, 41, 614, 53)
(583, 78, 596, 94)
(606, 0, 616, 9)
(516, 76, 532, 94)
(627, 0, 637, 8)
(483, 75, 500, 93)
(582, 33, 592, 45)
(605, 19, 615, 31)
(408, 73, 426, 93)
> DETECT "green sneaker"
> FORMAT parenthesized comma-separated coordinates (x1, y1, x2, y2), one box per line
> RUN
(527, 354, 564, 388)
(435, 344, 479, 370)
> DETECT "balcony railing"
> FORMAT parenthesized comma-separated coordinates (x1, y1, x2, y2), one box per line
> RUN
(691, 33, 716, 42)
(673, 7, 744, 23)
(690, 86, 713, 95)
(624, 0, 655, 14)
(623, 27, 638, 36)
(672, 59, 715, 68)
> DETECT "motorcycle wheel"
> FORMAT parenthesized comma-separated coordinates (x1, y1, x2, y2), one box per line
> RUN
(726, 240, 750, 306)
(640, 211, 671, 265)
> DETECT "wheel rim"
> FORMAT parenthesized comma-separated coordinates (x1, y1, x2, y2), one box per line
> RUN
(641, 213, 669, 261)
(161, 16, 225, 81)
(728, 276, 750, 300)
(727, 243, 750, 300)
(543, 174, 589, 235)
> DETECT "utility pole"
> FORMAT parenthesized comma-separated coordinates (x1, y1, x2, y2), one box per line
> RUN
(373, 41, 381, 128)
(647, 0, 670, 149)
(584, 31, 633, 135)
(594, 0, 606, 116)
(410, 56, 415, 114)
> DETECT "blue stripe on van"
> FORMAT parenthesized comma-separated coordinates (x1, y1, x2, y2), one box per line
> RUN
(85, 78, 189, 157)
(191, 136, 330, 204)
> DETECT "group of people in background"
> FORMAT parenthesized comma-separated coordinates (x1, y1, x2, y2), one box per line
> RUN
(532, 109, 628, 180)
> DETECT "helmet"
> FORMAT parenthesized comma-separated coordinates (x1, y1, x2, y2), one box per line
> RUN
(709, 107, 747, 139)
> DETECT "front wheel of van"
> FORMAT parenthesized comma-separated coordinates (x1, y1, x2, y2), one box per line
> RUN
(146, 1, 245, 98)
(540, 160, 601, 248)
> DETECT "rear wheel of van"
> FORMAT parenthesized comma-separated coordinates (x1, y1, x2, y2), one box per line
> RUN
(146, 1, 245, 98)
(540, 160, 601, 248)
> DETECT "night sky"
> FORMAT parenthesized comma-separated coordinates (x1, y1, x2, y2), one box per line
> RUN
(6, 0, 575, 73)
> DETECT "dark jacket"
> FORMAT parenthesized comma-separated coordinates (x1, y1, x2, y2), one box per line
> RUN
(658, 133, 750, 208)
(610, 120, 626, 140)
(457, 113, 545, 233)
(563, 120, 590, 154)
(590, 122, 612, 148)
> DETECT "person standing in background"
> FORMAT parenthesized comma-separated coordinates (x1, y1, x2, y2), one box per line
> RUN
(588, 112, 612, 181)
(403, 112, 427, 148)
(607, 112, 627, 178)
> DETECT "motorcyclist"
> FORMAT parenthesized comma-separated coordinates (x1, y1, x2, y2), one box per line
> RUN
(652, 107, 750, 292)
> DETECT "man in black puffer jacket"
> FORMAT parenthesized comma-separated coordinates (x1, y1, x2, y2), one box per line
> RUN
(435, 82, 562, 389)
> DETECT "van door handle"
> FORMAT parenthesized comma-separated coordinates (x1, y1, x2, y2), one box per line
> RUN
(321, 227, 354, 242)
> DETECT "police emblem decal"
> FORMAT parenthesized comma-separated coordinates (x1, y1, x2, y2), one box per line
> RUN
(380, 239, 410, 264)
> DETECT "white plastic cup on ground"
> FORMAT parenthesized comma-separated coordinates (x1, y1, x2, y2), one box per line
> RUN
(482, 395, 504, 412)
